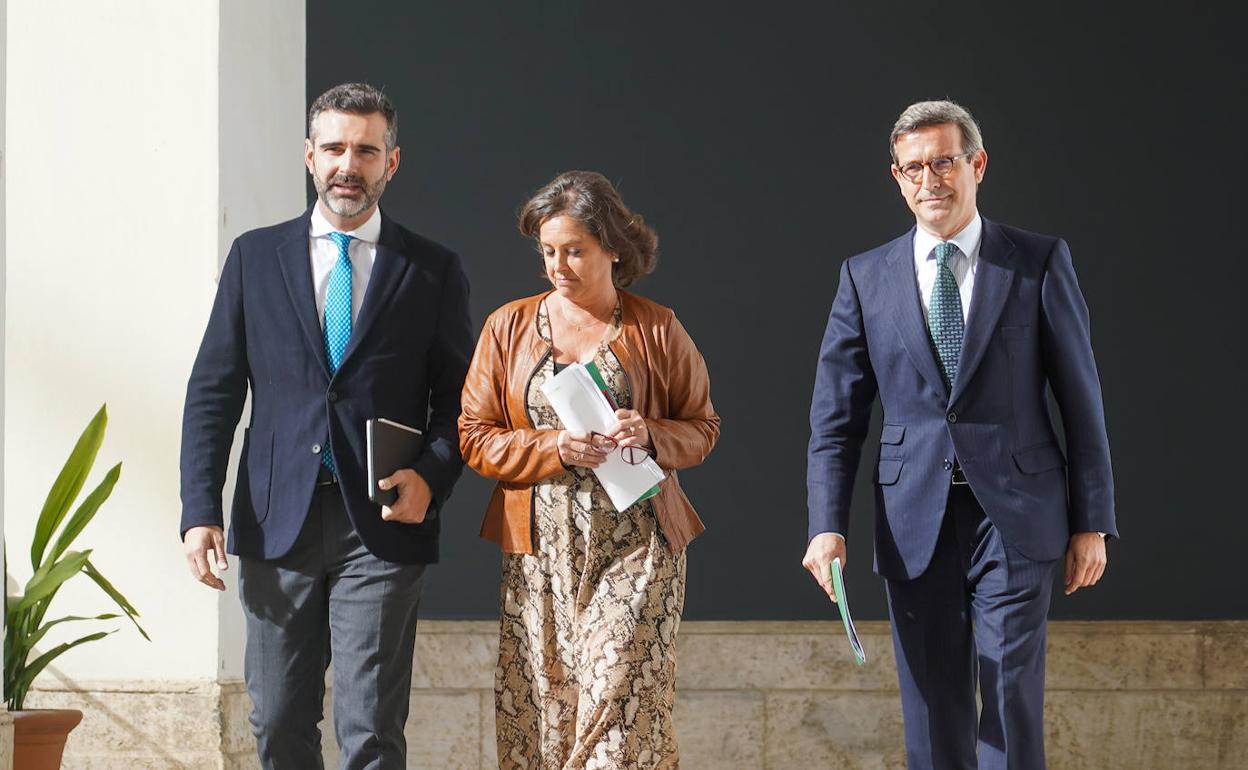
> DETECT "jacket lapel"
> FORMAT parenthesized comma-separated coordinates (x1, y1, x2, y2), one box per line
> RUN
(949, 218, 1015, 404)
(338, 212, 410, 371)
(885, 230, 948, 398)
(276, 209, 330, 379)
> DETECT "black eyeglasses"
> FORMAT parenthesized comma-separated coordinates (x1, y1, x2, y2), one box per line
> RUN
(896, 151, 975, 183)
(589, 432, 653, 465)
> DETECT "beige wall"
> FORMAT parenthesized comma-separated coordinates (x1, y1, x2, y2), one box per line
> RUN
(4, 0, 303, 684)
(24, 620, 1248, 769)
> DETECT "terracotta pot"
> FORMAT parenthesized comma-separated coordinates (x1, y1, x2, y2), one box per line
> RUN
(11, 709, 83, 770)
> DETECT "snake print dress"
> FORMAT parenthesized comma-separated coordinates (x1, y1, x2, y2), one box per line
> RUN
(494, 301, 686, 769)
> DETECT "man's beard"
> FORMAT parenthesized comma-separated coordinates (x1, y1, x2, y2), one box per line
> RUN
(314, 170, 387, 219)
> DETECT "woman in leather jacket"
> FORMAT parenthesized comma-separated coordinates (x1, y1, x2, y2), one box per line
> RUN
(459, 170, 719, 769)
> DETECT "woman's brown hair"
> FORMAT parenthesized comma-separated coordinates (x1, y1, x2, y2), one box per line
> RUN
(518, 170, 658, 288)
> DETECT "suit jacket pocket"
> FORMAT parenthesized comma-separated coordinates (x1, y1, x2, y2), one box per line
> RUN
(1012, 443, 1065, 474)
(880, 423, 906, 445)
(876, 458, 903, 485)
(247, 429, 275, 523)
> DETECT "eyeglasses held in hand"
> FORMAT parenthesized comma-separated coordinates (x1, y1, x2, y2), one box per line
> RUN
(895, 151, 975, 183)
(590, 432, 653, 465)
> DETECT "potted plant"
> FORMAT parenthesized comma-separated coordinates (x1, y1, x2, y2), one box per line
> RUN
(4, 404, 148, 769)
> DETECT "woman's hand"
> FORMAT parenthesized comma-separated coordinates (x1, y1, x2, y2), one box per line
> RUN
(607, 409, 651, 450)
(557, 429, 610, 468)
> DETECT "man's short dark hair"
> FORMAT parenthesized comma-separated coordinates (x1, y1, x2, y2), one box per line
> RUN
(308, 82, 398, 150)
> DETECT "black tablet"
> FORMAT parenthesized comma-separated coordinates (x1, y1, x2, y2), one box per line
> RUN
(366, 417, 424, 507)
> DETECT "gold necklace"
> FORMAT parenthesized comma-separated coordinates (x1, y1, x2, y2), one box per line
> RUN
(557, 295, 614, 332)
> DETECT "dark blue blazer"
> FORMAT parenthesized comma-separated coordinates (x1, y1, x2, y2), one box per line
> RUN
(807, 218, 1117, 580)
(180, 207, 473, 564)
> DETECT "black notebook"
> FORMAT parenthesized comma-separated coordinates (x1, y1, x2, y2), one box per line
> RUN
(366, 418, 425, 508)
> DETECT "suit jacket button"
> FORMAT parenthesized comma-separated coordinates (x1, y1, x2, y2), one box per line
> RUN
(311, 443, 321, 454)
(943, 459, 953, 471)
(327, 390, 338, 402)
(946, 411, 958, 423)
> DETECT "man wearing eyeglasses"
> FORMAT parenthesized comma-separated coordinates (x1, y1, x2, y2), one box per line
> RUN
(803, 100, 1117, 769)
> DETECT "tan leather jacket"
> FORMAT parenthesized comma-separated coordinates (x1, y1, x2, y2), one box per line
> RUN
(459, 290, 720, 553)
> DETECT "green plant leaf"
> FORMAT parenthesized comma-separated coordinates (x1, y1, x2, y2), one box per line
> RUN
(9, 630, 111, 710)
(32, 404, 107, 570)
(82, 560, 149, 641)
(11, 550, 93, 615)
(5, 405, 150, 711)
(47, 462, 121, 564)
(23, 613, 121, 651)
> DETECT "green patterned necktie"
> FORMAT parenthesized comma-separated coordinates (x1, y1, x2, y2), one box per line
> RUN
(928, 241, 965, 389)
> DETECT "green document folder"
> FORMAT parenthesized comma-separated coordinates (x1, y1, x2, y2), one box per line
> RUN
(830, 557, 867, 666)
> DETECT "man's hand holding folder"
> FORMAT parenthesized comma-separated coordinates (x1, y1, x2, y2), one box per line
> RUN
(368, 418, 432, 524)
(377, 471, 432, 524)
(803, 534, 866, 665)
(803, 532, 848, 601)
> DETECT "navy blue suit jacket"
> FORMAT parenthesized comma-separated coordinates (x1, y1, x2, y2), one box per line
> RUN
(180, 207, 473, 564)
(807, 218, 1117, 580)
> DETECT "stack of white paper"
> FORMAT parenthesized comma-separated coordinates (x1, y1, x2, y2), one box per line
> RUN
(539, 363, 666, 512)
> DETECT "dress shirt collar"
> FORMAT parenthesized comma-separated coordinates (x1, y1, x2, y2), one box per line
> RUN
(309, 202, 382, 244)
(914, 211, 983, 265)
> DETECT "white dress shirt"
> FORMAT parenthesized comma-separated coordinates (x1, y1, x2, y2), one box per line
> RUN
(309, 203, 381, 324)
(913, 212, 982, 323)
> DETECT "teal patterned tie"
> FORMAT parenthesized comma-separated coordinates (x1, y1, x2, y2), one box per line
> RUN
(928, 241, 964, 390)
(322, 231, 354, 473)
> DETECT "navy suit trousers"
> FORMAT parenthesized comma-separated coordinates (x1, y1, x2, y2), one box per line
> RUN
(886, 486, 1056, 770)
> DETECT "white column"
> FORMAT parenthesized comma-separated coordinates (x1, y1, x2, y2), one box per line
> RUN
(4, 0, 303, 714)
(216, 0, 307, 680)
(1, 0, 13, 763)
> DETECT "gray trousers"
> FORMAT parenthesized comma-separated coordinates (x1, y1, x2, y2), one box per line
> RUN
(239, 482, 426, 770)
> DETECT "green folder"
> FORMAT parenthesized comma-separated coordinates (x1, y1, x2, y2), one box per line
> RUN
(830, 557, 867, 666)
